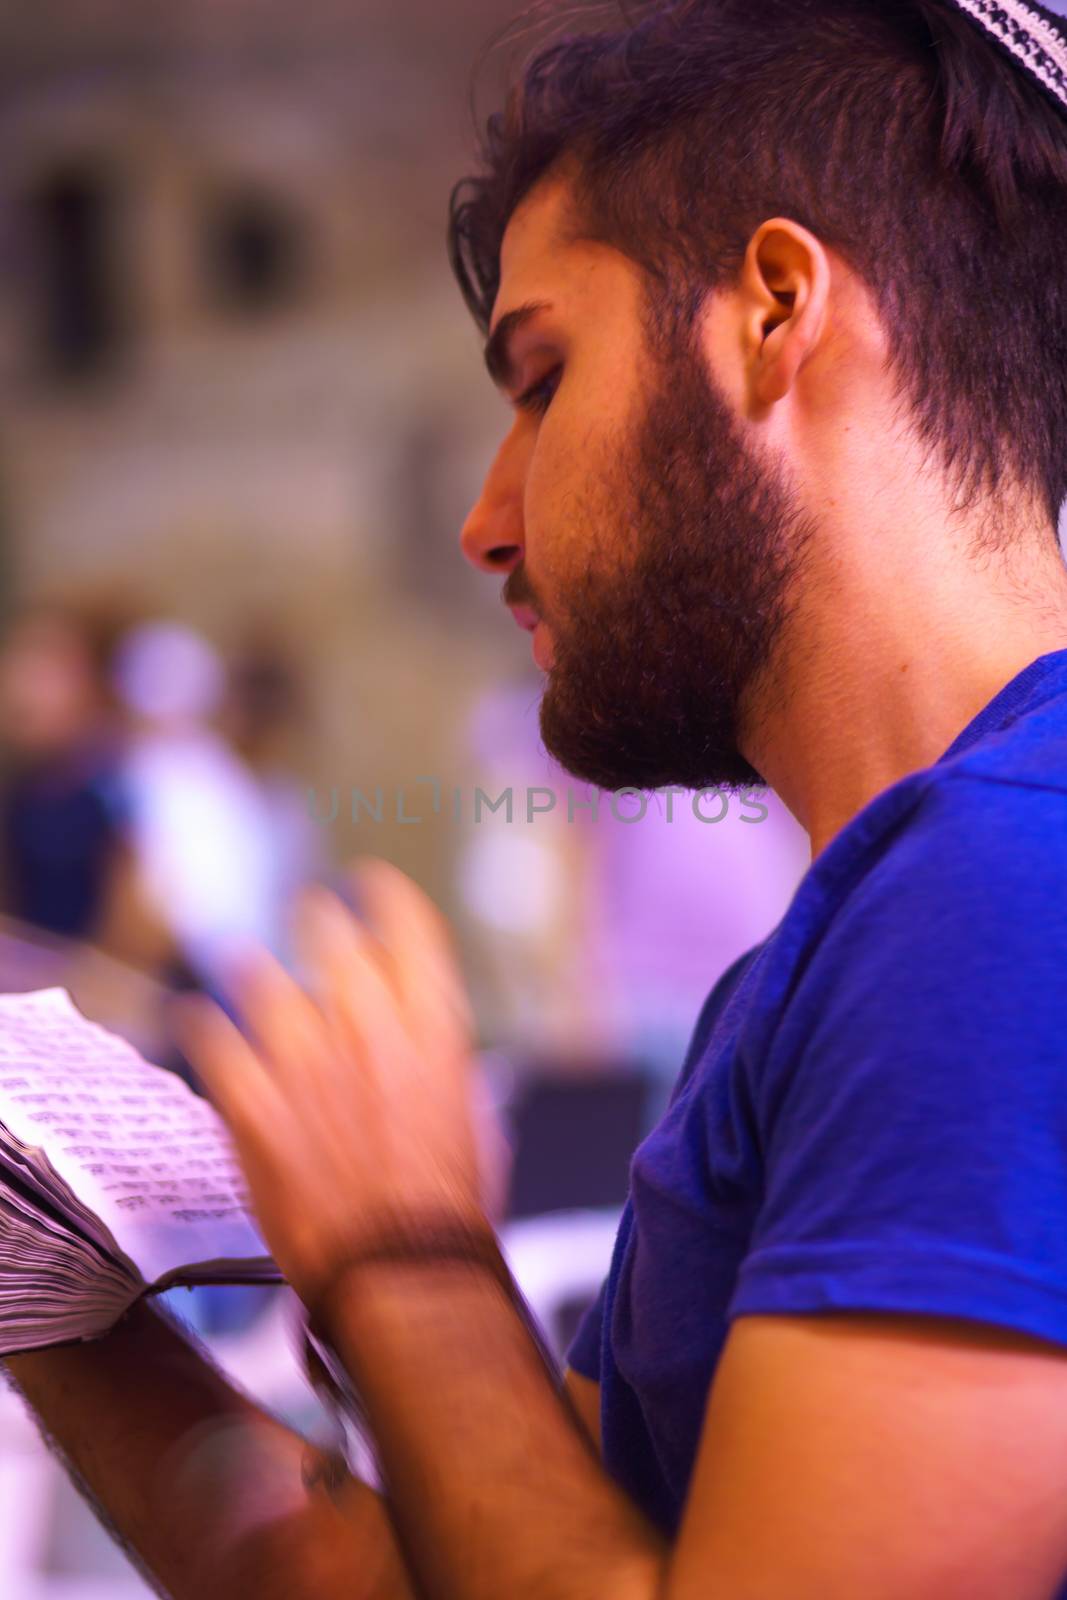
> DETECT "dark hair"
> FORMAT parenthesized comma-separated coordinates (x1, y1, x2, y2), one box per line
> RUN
(448, 0, 1067, 528)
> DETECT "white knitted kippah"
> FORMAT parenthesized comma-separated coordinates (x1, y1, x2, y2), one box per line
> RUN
(944, 0, 1067, 113)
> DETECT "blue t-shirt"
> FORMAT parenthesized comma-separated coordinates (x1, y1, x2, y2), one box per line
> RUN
(567, 647, 1067, 1558)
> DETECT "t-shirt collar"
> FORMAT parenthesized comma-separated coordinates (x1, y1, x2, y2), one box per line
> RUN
(936, 647, 1067, 765)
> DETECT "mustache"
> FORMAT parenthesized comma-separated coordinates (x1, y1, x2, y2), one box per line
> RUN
(502, 569, 544, 616)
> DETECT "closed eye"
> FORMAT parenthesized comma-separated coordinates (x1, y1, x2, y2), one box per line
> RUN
(514, 365, 563, 417)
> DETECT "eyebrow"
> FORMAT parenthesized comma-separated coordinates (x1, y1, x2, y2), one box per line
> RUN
(483, 300, 554, 391)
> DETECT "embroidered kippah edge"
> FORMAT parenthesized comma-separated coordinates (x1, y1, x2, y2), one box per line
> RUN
(951, 0, 1067, 109)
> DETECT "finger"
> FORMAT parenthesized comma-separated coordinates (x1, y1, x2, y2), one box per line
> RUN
(290, 885, 391, 1011)
(345, 858, 473, 1044)
(300, 890, 474, 1160)
(225, 941, 339, 1091)
(346, 857, 455, 968)
(298, 876, 405, 999)
(293, 887, 411, 1084)
(167, 992, 279, 1135)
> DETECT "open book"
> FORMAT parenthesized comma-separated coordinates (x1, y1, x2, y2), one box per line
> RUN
(0, 986, 280, 1355)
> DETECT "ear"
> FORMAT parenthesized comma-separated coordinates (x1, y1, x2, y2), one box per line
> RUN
(739, 219, 831, 408)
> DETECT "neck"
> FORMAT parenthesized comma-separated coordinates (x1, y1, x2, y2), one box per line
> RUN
(743, 511, 1067, 860)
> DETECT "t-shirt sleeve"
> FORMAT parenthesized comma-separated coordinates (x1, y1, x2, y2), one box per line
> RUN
(729, 773, 1067, 1346)
(566, 1273, 609, 1381)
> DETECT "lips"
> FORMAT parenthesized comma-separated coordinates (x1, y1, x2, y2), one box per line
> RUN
(507, 604, 540, 633)
(505, 599, 553, 670)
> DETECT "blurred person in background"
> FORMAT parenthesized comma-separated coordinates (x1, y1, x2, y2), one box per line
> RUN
(108, 618, 296, 1020)
(219, 622, 328, 975)
(0, 599, 131, 945)
(8, 4, 1067, 1600)
(0, 597, 216, 1072)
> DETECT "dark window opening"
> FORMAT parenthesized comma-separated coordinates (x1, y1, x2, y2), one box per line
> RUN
(24, 165, 125, 380)
(202, 189, 306, 316)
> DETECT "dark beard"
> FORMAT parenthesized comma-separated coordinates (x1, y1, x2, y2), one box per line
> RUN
(537, 315, 814, 794)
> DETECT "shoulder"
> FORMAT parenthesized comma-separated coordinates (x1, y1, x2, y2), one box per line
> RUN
(832, 763, 1067, 947)
(831, 662, 1067, 913)
(750, 765, 1067, 1139)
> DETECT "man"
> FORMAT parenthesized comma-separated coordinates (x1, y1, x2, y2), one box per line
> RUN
(7, 1, 1067, 1596)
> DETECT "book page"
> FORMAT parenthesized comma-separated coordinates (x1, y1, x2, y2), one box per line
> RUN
(0, 988, 275, 1286)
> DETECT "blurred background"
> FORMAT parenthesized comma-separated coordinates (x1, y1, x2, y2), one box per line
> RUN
(0, 3, 815, 1594)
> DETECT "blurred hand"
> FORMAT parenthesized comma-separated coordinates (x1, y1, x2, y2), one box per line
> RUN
(171, 857, 484, 1306)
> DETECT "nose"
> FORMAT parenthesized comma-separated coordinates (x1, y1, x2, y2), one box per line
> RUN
(459, 427, 526, 576)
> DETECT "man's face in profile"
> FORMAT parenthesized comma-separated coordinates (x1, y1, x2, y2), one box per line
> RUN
(460, 174, 815, 793)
